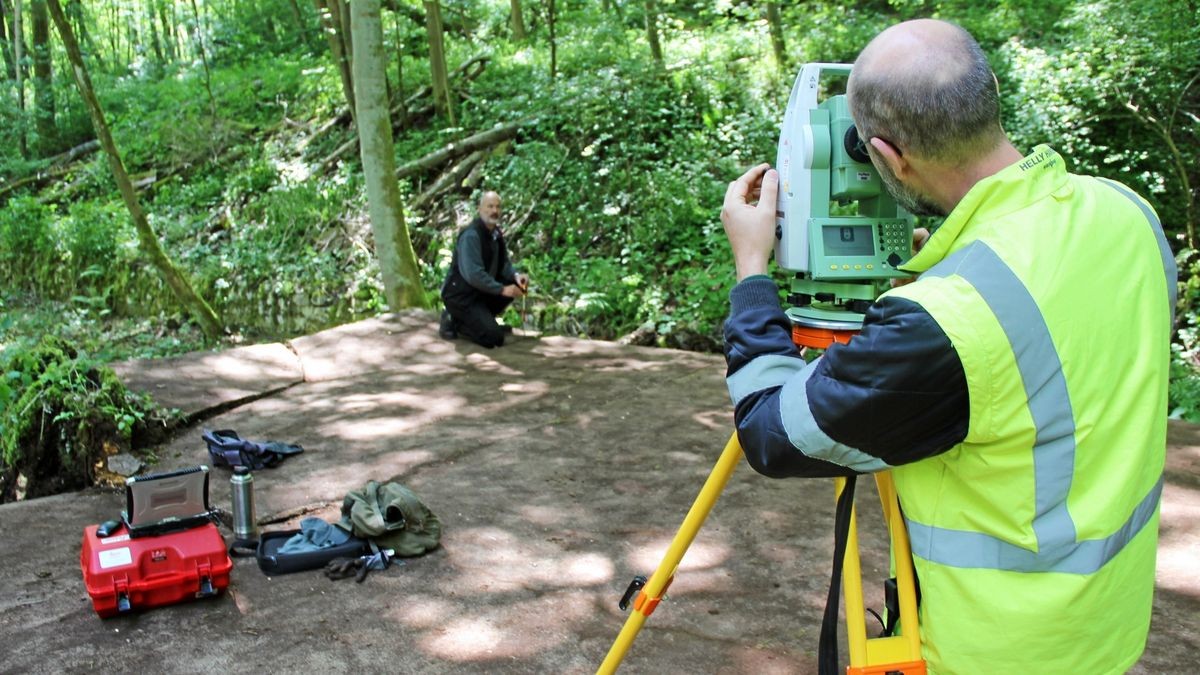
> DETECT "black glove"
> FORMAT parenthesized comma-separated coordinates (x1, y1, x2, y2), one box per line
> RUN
(324, 556, 361, 581)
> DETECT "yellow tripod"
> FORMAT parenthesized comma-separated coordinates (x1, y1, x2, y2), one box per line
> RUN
(597, 431, 925, 675)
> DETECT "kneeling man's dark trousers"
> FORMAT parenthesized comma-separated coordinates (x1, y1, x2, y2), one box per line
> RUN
(443, 292, 513, 348)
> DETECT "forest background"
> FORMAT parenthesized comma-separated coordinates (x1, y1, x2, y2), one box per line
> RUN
(0, 0, 1197, 500)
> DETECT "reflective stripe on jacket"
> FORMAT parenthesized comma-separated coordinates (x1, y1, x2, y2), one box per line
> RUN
(884, 145, 1174, 674)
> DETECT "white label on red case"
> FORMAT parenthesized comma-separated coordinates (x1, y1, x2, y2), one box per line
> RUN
(100, 534, 130, 545)
(98, 547, 133, 569)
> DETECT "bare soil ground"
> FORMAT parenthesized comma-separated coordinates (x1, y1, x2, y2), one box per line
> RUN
(0, 310, 1195, 674)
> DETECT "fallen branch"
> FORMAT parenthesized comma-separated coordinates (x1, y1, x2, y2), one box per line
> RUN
(0, 140, 101, 200)
(48, 139, 100, 166)
(307, 54, 490, 164)
(314, 56, 496, 170)
(396, 118, 531, 180)
(410, 148, 486, 212)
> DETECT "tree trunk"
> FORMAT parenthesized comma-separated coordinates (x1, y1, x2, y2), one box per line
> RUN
(286, 0, 304, 36)
(547, 0, 556, 80)
(65, 0, 101, 67)
(0, 0, 15, 81)
(392, 16, 406, 127)
(157, 0, 176, 61)
(350, 0, 427, 310)
(602, 0, 624, 23)
(187, 0, 216, 117)
(30, 0, 55, 152)
(46, 0, 224, 339)
(313, 0, 355, 123)
(643, 0, 662, 67)
(146, 0, 163, 66)
(13, 0, 26, 157)
(765, 1, 786, 72)
(336, 0, 351, 69)
(395, 119, 527, 180)
(509, 0, 524, 40)
(423, 0, 453, 124)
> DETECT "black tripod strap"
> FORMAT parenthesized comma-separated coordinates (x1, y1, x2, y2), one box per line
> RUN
(819, 475, 858, 675)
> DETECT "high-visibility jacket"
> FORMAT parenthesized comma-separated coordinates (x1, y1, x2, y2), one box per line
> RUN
(723, 145, 1175, 674)
(883, 145, 1174, 674)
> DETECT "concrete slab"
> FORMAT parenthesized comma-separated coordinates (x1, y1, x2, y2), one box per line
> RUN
(109, 342, 304, 417)
(1, 311, 1196, 673)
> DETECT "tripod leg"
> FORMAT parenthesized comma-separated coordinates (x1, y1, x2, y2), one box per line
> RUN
(874, 471, 921, 658)
(597, 431, 744, 674)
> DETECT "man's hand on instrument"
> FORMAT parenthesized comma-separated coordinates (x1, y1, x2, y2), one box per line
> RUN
(721, 163, 779, 281)
(889, 227, 931, 288)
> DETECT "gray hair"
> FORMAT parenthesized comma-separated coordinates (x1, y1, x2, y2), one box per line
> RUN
(848, 22, 1004, 165)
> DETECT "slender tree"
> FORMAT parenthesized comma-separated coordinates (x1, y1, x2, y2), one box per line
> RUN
(0, 0, 15, 81)
(147, 0, 163, 66)
(314, 0, 355, 121)
(46, 0, 224, 339)
(13, 0, 26, 157)
(423, 0, 453, 123)
(643, 0, 662, 67)
(350, 0, 426, 309)
(30, 0, 55, 152)
(602, 0, 623, 22)
(285, 0, 305, 36)
(547, 0, 556, 80)
(765, 1, 786, 72)
(510, 0, 525, 40)
(157, 0, 177, 61)
(187, 0, 216, 117)
(66, 0, 102, 68)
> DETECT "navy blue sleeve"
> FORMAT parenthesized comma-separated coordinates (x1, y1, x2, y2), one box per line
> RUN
(724, 277, 968, 478)
(808, 296, 969, 465)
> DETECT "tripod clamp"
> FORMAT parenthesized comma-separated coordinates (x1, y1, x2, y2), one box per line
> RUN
(617, 575, 647, 612)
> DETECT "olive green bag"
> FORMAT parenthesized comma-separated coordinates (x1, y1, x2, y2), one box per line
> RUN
(336, 480, 441, 557)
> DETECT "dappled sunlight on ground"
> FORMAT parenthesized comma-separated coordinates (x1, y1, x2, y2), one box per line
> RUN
(628, 536, 732, 574)
(438, 526, 616, 594)
(415, 590, 595, 662)
(80, 316, 1197, 672)
(516, 503, 587, 527)
(256, 453, 438, 508)
(664, 449, 712, 464)
(464, 352, 525, 376)
(727, 645, 813, 675)
(694, 409, 735, 430)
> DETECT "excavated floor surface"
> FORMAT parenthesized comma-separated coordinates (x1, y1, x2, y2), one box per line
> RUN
(1, 310, 1196, 673)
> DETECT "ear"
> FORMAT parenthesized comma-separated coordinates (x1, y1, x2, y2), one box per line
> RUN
(868, 137, 910, 178)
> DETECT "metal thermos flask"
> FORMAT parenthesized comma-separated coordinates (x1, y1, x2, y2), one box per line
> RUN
(230, 467, 258, 542)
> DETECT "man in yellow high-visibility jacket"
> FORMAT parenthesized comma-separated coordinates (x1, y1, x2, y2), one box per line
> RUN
(720, 19, 1174, 674)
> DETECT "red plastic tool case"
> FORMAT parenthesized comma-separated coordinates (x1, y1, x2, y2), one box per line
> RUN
(80, 521, 232, 618)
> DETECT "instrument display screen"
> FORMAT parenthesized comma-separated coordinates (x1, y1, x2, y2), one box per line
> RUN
(821, 225, 875, 256)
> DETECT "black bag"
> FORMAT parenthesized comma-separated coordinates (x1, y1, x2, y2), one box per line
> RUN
(256, 529, 370, 575)
(203, 428, 304, 470)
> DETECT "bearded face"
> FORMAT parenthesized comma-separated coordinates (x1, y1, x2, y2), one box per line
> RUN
(873, 153, 946, 218)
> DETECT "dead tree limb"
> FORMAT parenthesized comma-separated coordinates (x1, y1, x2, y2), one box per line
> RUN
(396, 118, 531, 180)
(410, 148, 485, 212)
(48, 138, 99, 166)
(0, 139, 100, 200)
(304, 53, 490, 161)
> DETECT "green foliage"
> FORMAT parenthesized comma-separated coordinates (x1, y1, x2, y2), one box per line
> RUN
(1, 0, 1198, 413)
(0, 336, 175, 502)
(0, 198, 58, 292)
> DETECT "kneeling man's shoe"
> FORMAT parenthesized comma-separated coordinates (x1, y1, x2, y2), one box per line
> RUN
(439, 310, 458, 340)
